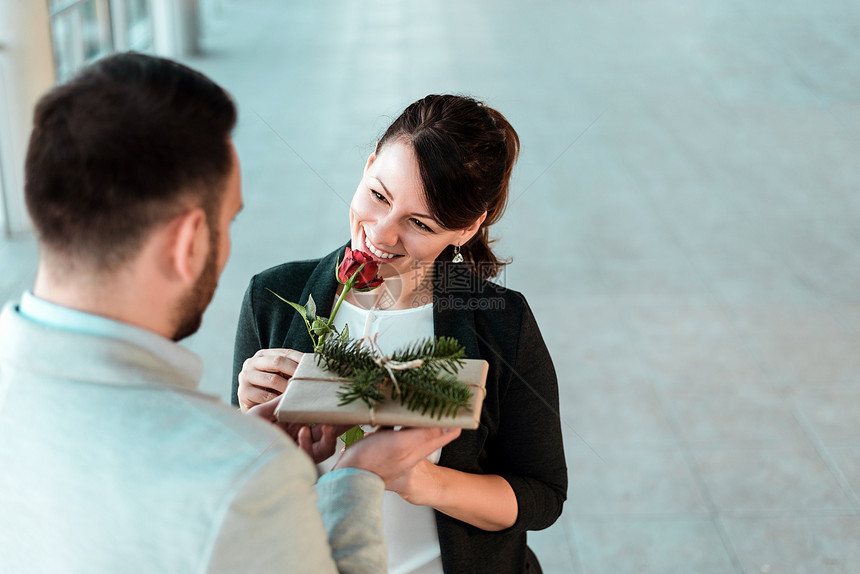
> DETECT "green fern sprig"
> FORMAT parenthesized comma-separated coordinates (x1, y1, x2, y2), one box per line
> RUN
(315, 336, 472, 419)
(393, 369, 472, 419)
(335, 367, 387, 409)
(390, 336, 466, 375)
(316, 338, 376, 377)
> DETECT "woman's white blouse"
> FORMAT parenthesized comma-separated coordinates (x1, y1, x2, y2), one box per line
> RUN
(327, 299, 444, 574)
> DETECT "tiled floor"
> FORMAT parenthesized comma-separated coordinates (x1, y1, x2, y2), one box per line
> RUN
(3, 0, 860, 571)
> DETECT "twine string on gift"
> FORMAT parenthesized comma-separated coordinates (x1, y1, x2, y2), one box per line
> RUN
(287, 371, 381, 427)
(469, 383, 487, 399)
(359, 333, 424, 397)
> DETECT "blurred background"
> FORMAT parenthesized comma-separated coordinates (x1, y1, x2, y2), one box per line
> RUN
(2, 1, 860, 572)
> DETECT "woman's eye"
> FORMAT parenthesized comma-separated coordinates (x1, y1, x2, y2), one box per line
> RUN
(411, 219, 434, 233)
(370, 190, 389, 204)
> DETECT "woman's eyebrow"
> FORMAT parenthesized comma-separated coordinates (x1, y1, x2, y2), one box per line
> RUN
(371, 177, 434, 220)
(372, 176, 392, 197)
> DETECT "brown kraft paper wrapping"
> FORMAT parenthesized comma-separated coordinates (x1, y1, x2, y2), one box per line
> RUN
(275, 353, 488, 429)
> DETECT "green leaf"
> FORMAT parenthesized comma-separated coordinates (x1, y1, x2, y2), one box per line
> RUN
(267, 289, 308, 320)
(333, 254, 344, 284)
(340, 425, 365, 449)
(306, 294, 317, 320)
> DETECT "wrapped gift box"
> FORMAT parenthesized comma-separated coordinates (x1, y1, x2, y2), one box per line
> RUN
(275, 353, 488, 429)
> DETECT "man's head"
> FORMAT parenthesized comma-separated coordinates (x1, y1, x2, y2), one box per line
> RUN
(25, 52, 242, 340)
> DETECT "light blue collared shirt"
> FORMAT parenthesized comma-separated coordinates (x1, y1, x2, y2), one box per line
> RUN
(15, 291, 365, 485)
(0, 294, 387, 573)
(18, 291, 203, 387)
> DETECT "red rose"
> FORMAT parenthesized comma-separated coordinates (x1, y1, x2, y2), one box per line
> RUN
(337, 247, 383, 291)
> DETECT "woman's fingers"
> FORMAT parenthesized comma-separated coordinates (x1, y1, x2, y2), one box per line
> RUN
(240, 349, 304, 391)
(237, 349, 304, 411)
(246, 394, 281, 421)
(311, 424, 340, 463)
(291, 424, 339, 464)
(296, 426, 313, 457)
(238, 383, 283, 411)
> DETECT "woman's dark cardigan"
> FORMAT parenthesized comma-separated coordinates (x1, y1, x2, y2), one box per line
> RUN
(232, 246, 567, 574)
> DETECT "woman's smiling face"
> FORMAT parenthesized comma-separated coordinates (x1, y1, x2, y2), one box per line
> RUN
(349, 140, 481, 281)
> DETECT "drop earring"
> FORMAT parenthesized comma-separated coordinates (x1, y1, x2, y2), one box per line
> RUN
(452, 244, 464, 263)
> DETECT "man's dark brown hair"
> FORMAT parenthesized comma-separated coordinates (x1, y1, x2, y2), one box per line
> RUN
(25, 52, 237, 270)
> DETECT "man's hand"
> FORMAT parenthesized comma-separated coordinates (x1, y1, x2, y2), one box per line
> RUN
(334, 427, 461, 487)
(247, 396, 349, 464)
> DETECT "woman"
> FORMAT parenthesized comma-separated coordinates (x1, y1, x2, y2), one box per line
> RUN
(233, 95, 567, 574)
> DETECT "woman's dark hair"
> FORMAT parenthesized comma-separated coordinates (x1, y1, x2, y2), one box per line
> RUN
(376, 94, 519, 279)
(25, 52, 237, 270)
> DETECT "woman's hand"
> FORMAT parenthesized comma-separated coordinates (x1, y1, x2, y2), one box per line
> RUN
(237, 348, 304, 412)
(386, 458, 439, 506)
(387, 458, 519, 532)
(292, 423, 353, 464)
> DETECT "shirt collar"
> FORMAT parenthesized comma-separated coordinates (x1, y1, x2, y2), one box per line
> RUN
(18, 291, 203, 388)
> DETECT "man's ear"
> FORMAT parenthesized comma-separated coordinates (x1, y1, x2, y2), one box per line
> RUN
(170, 208, 209, 284)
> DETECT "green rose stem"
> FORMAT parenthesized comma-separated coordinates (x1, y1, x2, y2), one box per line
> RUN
(268, 250, 381, 450)
(319, 262, 368, 450)
(318, 263, 365, 350)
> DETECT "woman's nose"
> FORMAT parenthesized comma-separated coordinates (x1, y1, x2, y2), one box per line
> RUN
(369, 214, 399, 247)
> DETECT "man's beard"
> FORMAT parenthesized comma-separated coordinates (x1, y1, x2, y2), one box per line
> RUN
(171, 231, 219, 342)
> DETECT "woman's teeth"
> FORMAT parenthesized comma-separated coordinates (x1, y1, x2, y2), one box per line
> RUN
(364, 235, 397, 259)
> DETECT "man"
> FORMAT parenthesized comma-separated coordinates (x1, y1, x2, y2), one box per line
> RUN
(0, 52, 459, 573)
